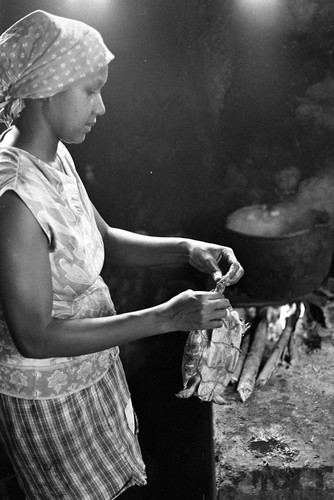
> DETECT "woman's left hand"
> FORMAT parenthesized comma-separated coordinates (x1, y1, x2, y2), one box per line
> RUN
(188, 240, 244, 286)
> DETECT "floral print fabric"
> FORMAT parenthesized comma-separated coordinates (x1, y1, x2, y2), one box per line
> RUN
(0, 141, 118, 399)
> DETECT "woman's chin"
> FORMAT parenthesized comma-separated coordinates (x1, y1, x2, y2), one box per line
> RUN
(62, 133, 87, 145)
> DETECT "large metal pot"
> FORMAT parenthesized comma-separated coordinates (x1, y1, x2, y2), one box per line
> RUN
(224, 203, 334, 302)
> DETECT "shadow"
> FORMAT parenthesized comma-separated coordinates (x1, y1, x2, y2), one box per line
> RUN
(122, 332, 216, 500)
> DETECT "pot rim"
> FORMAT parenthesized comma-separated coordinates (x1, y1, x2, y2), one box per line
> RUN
(224, 222, 333, 241)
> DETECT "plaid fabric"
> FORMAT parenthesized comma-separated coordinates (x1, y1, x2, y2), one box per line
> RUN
(0, 357, 146, 499)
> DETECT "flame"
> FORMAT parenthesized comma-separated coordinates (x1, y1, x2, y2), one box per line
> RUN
(300, 302, 305, 317)
(279, 303, 296, 329)
(257, 302, 305, 343)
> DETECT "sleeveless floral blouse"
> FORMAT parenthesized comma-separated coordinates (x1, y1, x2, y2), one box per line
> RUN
(0, 141, 118, 399)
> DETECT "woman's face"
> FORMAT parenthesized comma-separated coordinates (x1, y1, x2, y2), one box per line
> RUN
(44, 65, 109, 144)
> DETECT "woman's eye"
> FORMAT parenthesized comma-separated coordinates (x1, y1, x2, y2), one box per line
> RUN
(87, 88, 99, 95)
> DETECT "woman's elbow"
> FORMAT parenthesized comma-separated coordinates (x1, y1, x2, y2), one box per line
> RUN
(15, 339, 49, 359)
(10, 328, 51, 359)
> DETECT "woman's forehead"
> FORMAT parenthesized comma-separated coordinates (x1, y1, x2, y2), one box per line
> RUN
(83, 65, 109, 86)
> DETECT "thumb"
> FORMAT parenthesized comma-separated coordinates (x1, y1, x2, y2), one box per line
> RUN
(212, 270, 223, 282)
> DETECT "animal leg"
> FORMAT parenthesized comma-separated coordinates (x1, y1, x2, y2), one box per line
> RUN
(176, 373, 201, 399)
(212, 394, 229, 405)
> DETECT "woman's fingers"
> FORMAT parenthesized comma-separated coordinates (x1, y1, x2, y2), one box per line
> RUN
(225, 261, 244, 284)
(167, 290, 231, 331)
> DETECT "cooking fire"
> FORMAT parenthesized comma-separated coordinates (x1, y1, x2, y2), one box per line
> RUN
(219, 278, 334, 404)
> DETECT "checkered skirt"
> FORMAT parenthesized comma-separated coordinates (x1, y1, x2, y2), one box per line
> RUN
(0, 356, 146, 499)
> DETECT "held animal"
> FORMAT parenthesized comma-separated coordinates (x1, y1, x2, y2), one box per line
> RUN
(176, 277, 247, 404)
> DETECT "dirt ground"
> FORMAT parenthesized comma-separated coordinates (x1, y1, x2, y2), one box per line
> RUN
(214, 342, 334, 499)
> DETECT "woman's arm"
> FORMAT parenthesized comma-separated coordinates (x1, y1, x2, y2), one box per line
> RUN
(0, 192, 230, 359)
(93, 206, 191, 266)
(93, 206, 244, 283)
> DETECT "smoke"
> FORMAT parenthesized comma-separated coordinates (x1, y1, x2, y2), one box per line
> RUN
(295, 170, 334, 224)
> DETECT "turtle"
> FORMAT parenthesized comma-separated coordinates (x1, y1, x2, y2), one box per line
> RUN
(176, 277, 248, 404)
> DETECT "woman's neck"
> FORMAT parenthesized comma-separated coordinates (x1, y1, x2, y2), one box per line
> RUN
(8, 127, 59, 163)
(2, 101, 60, 164)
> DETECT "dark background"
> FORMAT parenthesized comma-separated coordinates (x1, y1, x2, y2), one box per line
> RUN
(2, 1, 334, 239)
(1, 1, 334, 499)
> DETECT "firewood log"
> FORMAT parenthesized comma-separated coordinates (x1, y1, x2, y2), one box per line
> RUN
(237, 314, 267, 402)
(256, 304, 300, 385)
(256, 320, 293, 387)
(288, 331, 299, 366)
(289, 307, 303, 365)
(231, 329, 251, 385)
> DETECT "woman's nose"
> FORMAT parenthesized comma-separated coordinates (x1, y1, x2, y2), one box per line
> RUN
(95, 94, 106, 116)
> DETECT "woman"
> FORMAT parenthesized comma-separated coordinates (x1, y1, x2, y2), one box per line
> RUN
(0, 10, 243, 500)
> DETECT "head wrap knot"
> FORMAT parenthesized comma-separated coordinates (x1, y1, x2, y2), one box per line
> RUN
(0, 10, 114, 127)
(0, 86, 25, 127)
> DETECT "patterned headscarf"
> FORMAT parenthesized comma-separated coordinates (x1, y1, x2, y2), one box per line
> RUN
(0, 10, 114, 127)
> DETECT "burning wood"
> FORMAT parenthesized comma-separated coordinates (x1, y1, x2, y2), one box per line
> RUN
(256, 304, 299, 387)
(231, 328, 251, 385)
(216, 288, 332, 404)
(288, 332, 299, 367)
(237, 313, 267, 402)
(288, 306, 305, 366)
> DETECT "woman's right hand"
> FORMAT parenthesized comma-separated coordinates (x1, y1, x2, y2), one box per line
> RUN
(160, 289, 231, 332)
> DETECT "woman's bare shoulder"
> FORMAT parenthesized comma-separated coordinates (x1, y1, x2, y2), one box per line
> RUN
(0, 190, 49, 253)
